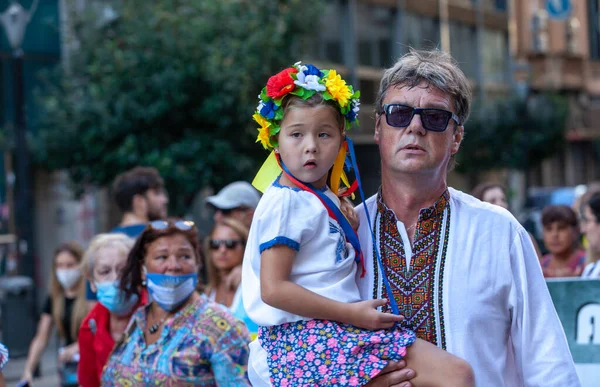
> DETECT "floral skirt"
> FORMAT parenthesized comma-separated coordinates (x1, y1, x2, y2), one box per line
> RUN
(258, 319, 416, 386)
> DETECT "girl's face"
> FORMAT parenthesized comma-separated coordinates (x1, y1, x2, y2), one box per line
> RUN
(276, 105, 343, 188)
(91, 246, 128, 289)
(482, 187, 508, 210)
(209, 225, 245, 272)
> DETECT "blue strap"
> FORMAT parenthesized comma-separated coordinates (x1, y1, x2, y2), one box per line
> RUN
(345, 137, 400, 316)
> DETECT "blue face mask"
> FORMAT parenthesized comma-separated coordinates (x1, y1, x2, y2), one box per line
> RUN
(145, 272, 198, 312)
(95, 281, 139, 316)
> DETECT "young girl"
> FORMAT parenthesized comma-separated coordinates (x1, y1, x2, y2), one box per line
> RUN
(242, 63, 474, 386)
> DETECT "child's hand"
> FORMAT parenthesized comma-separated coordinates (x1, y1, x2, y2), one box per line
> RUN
(340, 197, 360, 230)
(348, 299, 404, 330)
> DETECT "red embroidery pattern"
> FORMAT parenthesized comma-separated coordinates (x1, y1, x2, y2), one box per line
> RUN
(375, 191, 450, 346)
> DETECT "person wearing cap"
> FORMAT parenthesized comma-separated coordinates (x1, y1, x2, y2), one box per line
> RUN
(205, 181, 261, 229)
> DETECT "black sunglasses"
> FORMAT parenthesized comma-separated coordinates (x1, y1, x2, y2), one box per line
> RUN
(381, 104, 461, 132)
(149, 220, 195, 231)
(209, 239, 244, 250)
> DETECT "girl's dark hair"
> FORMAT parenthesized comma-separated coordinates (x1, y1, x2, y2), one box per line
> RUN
(471, 183, 506, 201)
(588, 192, 600, 223)
(119, 220, 200, 298)
(541, 205, 578, 228)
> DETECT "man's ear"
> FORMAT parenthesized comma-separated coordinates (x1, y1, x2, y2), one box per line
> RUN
(132, 194, 147, 214)
(374, 115, 382, 144)
(451, 125, 464, 155)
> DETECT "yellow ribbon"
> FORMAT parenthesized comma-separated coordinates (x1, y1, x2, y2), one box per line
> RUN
(252, 144, 351, 195)
(252, 151, 281, 193)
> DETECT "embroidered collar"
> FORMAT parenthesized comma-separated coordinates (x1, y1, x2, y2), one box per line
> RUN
(376, 188, 450, 221)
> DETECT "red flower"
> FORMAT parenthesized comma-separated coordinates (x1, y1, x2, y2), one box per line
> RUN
(266, 68, 297, 99)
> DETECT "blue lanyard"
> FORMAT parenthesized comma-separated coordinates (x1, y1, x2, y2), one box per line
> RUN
(345, 137, 400, 316)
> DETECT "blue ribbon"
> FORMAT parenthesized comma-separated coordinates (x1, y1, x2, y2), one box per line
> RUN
(345, 137, 400, 316)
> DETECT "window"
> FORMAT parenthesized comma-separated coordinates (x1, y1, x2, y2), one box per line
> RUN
(356, 4, 394, 67)
(482, 29, 507, 83)
(306, 1, 343, 63)
(449, 22, 476, 79)
(403, 12, 440, 51)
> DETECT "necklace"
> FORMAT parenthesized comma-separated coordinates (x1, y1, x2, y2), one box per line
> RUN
(147, 311, 168, 335)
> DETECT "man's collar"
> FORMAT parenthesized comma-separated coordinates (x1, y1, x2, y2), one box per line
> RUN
(377, 188, 450, 220)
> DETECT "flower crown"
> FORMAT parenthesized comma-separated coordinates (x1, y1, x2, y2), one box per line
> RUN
(253, 62, 360, 150)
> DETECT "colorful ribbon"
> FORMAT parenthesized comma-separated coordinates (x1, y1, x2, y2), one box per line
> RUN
(275, 151, 366, 277)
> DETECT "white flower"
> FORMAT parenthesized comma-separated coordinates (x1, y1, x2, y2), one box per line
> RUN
(294, 73, 326, 91)
(352, 99, 360, 113)
(257, 101, 265, 112)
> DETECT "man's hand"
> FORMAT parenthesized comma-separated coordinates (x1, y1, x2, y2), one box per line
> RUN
(348, 299, 404, 330)
(365, 360, 416, 387)
(340, 197, 359, 230)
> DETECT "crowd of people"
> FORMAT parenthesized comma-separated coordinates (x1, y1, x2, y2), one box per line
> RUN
(473, 182, 600, 280)
(5, 48, 588, 386)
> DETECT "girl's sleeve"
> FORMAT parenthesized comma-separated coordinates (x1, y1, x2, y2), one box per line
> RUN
(256, 188, 321, 253)
(210, 317, 252, 386)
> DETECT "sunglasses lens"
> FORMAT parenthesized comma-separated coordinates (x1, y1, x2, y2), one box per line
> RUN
(210, 240, 241, 250)
(150, 220, 169, 230)
(387, 105, 414, 127)
(175, 220, 194, 231)
(421, 110, 451, 132)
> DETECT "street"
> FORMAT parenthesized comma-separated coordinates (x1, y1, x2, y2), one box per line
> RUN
(3, 340, 59, 387)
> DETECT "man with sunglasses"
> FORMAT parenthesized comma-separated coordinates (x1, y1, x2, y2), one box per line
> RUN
(356, 49, 579, 386)
(205, 181, 261, 229)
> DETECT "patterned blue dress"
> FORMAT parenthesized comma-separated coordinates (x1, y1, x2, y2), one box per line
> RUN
(101, 294, 250, 386)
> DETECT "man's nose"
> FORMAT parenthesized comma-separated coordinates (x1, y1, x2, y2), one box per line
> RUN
(405, 113, 427, 135)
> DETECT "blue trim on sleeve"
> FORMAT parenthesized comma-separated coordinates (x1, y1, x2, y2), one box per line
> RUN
(259, 236, 300, 252)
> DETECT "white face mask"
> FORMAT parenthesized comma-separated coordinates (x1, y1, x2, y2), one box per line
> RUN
(56, 268, 81, 289)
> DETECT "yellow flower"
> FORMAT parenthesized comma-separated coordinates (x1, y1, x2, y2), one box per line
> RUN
(325, 70, 352, 108)
(254, 113, 272, 149)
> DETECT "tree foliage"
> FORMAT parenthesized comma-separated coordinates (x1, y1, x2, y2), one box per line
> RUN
(456, 93, 568, 174)
(34, 0, 323, 214)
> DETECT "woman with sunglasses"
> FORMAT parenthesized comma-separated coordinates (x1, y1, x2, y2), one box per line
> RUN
(101, 220, 250, 386)
(204, 218, 258, 338)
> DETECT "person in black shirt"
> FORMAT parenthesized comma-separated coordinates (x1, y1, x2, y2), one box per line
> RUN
(20, 242, 88, 386)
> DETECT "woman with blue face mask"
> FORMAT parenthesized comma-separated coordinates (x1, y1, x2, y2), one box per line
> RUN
(77, 234, 143, 387)
(101, 220, 251, 386)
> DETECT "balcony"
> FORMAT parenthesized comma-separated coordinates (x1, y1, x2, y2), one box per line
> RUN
(527, 54, 585, 90)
